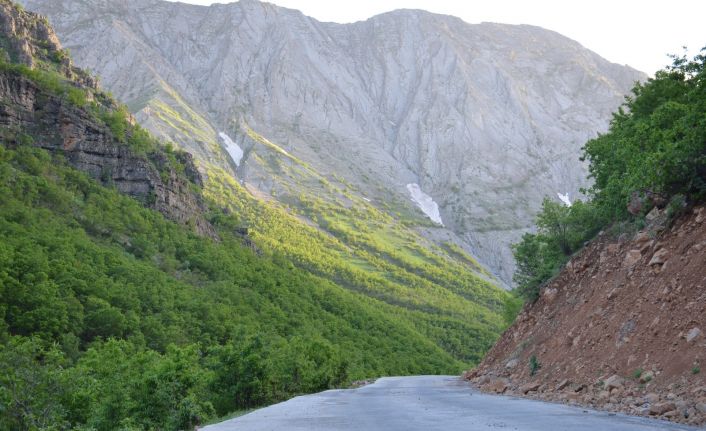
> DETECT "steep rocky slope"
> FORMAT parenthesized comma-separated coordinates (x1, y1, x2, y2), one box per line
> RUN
(21, 0, 645, 284)
(466, 205, 706, 426)
(0, 0, 215, 237)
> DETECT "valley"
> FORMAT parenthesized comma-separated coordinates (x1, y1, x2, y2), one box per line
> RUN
(1, 0, 704, 429)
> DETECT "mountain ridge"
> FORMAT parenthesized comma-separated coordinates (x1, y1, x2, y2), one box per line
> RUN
(22, 0, 646, 284)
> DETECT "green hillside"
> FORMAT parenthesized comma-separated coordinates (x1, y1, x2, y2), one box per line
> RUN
(0, 144, 498, 430)
(0, 3, 511, 428)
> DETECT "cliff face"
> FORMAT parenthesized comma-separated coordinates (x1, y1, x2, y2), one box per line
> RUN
(466, 205, 706, 426)
(21, 0, 646, 285)
(0, 0, 215, 238)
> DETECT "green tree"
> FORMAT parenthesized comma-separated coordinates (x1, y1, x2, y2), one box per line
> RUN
(583, 49, 706, 218)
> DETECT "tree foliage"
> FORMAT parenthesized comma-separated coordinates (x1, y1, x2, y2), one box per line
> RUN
(583, 49, 706, 220)
(512, 199, 604, 300)
(513, 49, 706, 302)
(0, 144, 501, 430)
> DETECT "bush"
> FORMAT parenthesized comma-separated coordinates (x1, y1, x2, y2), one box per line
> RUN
(529, 355, 541, 376)
(512, 199, 604, 301)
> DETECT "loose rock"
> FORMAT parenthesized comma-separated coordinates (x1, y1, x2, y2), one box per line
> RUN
(519, 382, 540, 394)
(649, 402, 677, 416)
(604, 375, 624, 391)
(686, 327, 701, 343)
(648, 248, 669, 266)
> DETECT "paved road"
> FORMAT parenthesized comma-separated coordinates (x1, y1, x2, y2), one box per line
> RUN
(203, 375, 701, 430)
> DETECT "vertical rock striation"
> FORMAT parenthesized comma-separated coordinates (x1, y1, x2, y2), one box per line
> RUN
(22, 0, 646, 283)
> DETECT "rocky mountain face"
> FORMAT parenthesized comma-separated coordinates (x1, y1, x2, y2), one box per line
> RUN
(21, 0, 645, 284)
(0, 1, 215, 238)
(466, 206, 706, 426)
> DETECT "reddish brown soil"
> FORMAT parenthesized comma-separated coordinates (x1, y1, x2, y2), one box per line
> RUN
(466, 205, 706, 426)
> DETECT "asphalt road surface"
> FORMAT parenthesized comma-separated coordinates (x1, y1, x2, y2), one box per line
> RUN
(203, 375, 701, 431)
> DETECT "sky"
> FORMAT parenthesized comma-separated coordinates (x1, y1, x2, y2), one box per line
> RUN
(165, 0, 705, 75)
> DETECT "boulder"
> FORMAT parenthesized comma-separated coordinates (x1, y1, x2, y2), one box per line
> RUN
(662, 410, 678, 418)
(623, 250, 642, 268)
(649, 402, 677, 416)
(604, 375, 625, 391)
(645, 207, 662, 222)
(648, 248, 669, 266)
(627, 191, 644, 215)
(645, 393, 660, 403)
(482, 378, 510, 394)
(505, 359, 519, 369)
(555, 379, 570, 391)
(633, 231, 650, 245)
(687, 327, 702, 343)
(542, 288, 558, 303)
(696, 207, 705, 224)
(573, 383, 587, 393)
(519, 382, 540, 394)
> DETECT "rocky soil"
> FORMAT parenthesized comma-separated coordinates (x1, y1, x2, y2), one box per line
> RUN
(466, 205, 706, 426)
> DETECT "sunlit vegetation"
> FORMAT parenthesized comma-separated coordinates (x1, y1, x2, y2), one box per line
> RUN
(205, 167, 510, 362)
(0, 145, 470, 430)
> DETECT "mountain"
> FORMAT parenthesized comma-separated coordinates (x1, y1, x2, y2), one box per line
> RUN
(20, 0, 646, 285)
(0, 1, 512, 429)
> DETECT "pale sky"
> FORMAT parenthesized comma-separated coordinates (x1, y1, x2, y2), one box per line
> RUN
(165, 0, 705, 75)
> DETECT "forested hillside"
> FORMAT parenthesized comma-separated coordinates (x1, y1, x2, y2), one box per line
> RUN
(0, 2, 511, 429)
(0, 144, 470, 430)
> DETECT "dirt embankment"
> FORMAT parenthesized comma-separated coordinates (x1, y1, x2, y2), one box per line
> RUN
(466, 205, 706, 426)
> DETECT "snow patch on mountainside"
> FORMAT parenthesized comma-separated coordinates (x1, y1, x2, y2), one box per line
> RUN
(219, 132, 243, 166)
(407, 183, 444, 226)
(557, 192, 572, 207)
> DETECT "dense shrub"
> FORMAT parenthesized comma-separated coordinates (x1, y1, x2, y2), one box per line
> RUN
(584, 49, 706, 220)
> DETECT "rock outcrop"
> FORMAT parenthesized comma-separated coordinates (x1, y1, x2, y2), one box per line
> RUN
(21, 0, 646, 284)
(466, 206, 706, 426)
(0, 1, 96, 87)
(0, 0, 215, 238)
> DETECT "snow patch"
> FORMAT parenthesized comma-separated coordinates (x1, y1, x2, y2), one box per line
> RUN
(219, 132, 243, 166)
(557, 192, 572, 207)
(406, 183, 444, 225)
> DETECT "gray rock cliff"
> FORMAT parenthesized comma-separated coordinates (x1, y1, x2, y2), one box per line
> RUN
(21, 0, 647, 284)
